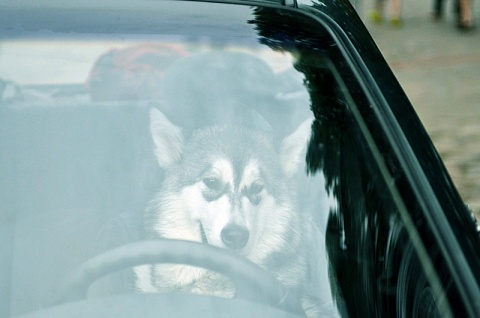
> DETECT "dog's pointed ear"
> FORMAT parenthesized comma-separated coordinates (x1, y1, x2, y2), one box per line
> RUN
(149, 108, 184, 168)
(280, 118, 313, 178)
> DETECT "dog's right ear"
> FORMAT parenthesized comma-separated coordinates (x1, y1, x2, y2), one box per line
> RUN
(149, 108, 184, 168)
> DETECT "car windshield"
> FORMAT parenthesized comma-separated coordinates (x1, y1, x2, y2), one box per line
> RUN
(0, 1, 458, 317)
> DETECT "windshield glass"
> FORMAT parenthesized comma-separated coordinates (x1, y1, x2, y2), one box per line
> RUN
(0, 2, 457, 318)
(1, 3, 341, 317)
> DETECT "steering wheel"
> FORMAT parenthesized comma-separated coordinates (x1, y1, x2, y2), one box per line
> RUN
(48, 239, 301, 314)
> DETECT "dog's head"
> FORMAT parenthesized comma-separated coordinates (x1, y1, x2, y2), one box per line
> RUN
(148, 108, 311, 258)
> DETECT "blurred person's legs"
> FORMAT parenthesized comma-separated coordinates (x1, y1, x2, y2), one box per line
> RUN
(458, 0, 474, 29)
(432, 0, 444, 19)
(369, 0, 385, 23)
(389, 0, 402, 26)
(369, 0, 402, 26)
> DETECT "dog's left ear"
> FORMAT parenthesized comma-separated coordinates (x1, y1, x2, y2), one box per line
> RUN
(149, 108, 184, 169)
(279, 118, 313, 178)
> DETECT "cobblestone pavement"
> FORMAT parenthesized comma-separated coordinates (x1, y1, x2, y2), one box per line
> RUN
(360, 0, 480, 216)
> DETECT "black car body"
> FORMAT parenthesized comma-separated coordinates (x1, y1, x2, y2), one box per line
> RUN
(1, 0, 480, 317)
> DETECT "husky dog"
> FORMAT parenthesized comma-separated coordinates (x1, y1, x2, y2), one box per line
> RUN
(134, 108, 336, 317)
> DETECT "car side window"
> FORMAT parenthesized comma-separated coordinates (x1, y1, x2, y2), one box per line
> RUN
(299, 48, 460, 316)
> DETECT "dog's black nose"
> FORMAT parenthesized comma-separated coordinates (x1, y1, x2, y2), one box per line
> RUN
(221, 225, 249, 249)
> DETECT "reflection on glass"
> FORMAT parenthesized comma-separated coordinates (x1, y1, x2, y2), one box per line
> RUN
(1, 37, 339, 318)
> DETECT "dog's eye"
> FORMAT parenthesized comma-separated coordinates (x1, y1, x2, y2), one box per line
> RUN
(246, 182, 264, 205)
(249, 182, 264, 195)
(203, 177, 222, 191)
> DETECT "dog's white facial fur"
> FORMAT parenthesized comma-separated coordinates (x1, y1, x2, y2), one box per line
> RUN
(178, 158, 276, 255)
(181, 159, 236, 249)
(148, 108, 312, 253)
